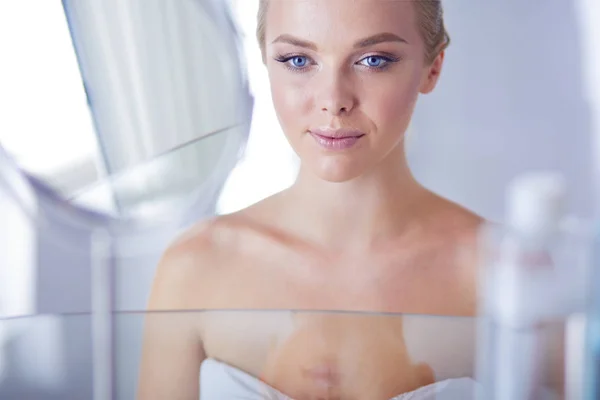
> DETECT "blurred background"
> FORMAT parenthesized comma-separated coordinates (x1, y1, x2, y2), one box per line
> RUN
(1, 0, 599, 399)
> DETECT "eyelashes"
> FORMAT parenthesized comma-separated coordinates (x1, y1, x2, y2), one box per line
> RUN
(274, 54, 312, 71)
(273, 53, 401, 73)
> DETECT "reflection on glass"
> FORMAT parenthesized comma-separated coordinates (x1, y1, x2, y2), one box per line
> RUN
(70, 125, 245, 221)
(1, 311, 478, 399)
(0, 310, 576, 399)
(0, 314, 92, 400)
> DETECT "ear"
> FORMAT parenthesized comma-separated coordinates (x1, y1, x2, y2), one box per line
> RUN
(419, 51, 445, 94)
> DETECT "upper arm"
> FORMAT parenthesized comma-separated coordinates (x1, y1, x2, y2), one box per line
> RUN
(137, 238, 211, 400)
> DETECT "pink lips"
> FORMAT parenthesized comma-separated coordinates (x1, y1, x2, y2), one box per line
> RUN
(309, 128, 365, 151)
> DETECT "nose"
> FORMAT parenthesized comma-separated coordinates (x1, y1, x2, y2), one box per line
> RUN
(317, 71, 356, 116)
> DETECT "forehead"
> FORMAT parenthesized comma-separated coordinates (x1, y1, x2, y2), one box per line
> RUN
(265, 0, 420, 47)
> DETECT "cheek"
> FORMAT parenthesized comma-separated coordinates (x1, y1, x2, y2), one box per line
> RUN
(362, 78, 420, 132)
(380, 90, 417, 125)
(269, 69, 312, 129)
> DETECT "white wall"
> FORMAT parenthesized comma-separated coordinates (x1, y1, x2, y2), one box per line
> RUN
(409, 0, 594, 221)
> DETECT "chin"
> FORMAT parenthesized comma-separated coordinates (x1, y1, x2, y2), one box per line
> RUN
(310, 158, 366, 183)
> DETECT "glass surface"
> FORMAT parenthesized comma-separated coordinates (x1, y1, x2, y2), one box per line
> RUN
(0, 311, 478, 400)
(0, 310, 571, 400)
(0, 314, 93, 400)
(69, 125, 246, 223)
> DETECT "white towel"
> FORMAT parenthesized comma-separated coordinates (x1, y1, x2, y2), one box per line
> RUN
(200, 358, 477, 400)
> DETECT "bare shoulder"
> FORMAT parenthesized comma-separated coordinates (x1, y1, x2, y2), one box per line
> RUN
(432, 195, 485, 267)
(437, 198, 484, 272)
(148, 215, 239, 311)
(427, 193, 484, 243)
(422, 193, 486, 315)
(148, 194, 285, 311)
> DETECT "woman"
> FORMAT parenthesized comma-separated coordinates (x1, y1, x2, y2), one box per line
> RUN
(138, 0, 483, 398)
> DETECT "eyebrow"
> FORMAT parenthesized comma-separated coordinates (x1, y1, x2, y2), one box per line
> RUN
(271, 34, 318, 50)
(271, 32, 408, 50)
(354, 32, 408, 48)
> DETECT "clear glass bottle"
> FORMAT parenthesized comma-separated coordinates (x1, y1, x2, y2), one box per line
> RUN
(476, 172, 587, 400)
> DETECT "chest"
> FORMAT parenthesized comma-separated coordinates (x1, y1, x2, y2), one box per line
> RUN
(204, 247, 475, 315)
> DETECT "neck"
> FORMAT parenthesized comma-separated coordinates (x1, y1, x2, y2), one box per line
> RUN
(282, 147, 430, 252)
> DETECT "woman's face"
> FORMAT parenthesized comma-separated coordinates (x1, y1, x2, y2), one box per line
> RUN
(264, 0, 444, 182)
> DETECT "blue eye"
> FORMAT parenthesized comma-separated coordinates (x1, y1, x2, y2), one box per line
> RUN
(290, 56, 308, 68)
(274, 54, 312, 71)
(359, 56, 388, 68)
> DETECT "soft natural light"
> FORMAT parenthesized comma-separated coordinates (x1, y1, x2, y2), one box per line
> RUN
(0, 1, 97, 179)
(0, 0, 297, 215)
(216, 0, 299, 214)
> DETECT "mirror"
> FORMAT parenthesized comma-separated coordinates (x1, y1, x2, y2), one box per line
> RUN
(0, 0, 252, 222)
(0, 2, 252, 397)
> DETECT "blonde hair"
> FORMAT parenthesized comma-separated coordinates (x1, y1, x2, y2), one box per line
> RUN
(256, 0, 450, 64)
